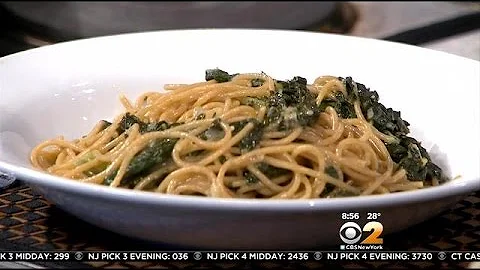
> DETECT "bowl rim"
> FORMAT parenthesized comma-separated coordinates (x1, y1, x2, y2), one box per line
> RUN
(0, 29, 479, 211)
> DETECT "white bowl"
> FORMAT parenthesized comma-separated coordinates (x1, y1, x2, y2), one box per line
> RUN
(0, 29, 479, 250)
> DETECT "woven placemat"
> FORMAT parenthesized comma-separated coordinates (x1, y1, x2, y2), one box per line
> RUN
(0, 181, 478, 269)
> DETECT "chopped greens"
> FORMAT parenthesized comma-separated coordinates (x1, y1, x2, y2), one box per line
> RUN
(337, 76, 446, 183)
(347, 77, 410, 137)
(319, 92, 356, 119)
(237, 119, 264, 153)
(243, 171, 259, 184)
(117, 113, 172, 134)
(386, 135, 447, 182)
(103, 138, 178, 187)
(243, 162, 291, 184)
(320, 183, 335, 197)
(324, 165, 339, 179)
(104, 118, 180, 186)
(230, 120, 248, 136)
(125, 138, 178, 179)
(100, 120, 112, 130)
(229, 119, 264, 153)
(240, 97, 268, 109)
(84, 163, 109, 176)
(74, 151, 96, 166)
(116, 113, 142, 134)
(327, 188, 356, 198)
(205, 68, 237, 83)
(103, 172, 116, 186)
(230, 120, 250, 136)
(264, 76, 321, 130)
(103, 69, 448, 191)
(251, 78, 265, 87)
(75, 151, 110, 177)
(199, 119, 224, 141)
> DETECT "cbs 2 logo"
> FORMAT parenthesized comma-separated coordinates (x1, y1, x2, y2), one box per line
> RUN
(339, 221, 383, 244)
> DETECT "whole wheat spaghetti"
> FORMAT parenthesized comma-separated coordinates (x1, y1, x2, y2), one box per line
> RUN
(30, 69, 448, 199)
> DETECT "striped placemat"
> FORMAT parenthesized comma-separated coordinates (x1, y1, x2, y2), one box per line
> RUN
(0, 182, 478, 269)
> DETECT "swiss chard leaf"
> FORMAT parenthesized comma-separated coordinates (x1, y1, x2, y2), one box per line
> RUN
(124, 138, 178, 179)
(320, 183, 335, 197)
(117, 113, 172, 134)
(230, 120, 250, 136)
(238, 119, 264, 153)
(241, 97, 268, 109)
(265, 76, 321, 130)
(243, 171, 259, 184)
(387, 135, 446, 182)
(350, 77, 410, 137)
(339, 76, 446, 183)
(251, 78, 265, 87)
(243, 162, 291, 184)
(199, 119, 224, 141)
(230, 119, 264, 152)
(103, 138, 178, 186)
(318, 92, 356, 119)
(205, 68, 237, 83)
(100, 120, 112, 130)
(324, 165, 339, 179)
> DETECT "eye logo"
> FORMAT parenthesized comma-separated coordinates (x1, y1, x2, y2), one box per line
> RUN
(339, 222, 363, 244)
(339, 221, 384, 245)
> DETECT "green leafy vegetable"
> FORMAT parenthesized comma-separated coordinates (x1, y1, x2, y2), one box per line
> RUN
(327, 189, 357, 198)
(237, 119, 264, 153)
(104, 172, 116, 186)
(103, 122, 179, 186)
(251, 78, 265, 87)
(84, 163, 109, 177)
(243, 162, 291, 184)
(386, 135, 447, 183)
(116, 113, 142, 134)
(318, 92, 356, 119)
(125, 138, 178, 179)
(100, 120, 112, 130)
(346, 77, 410, 137)
(230, 120, 250, 136)
(205, 68, 237, 83)
(265, 76, 321, 130)
(264, 106, 283, 127)
(229, 118, 264, 152)
(75, 151, 110, 177)
(324, 165, 339, 179)
(243, 171, 259, 184)
(338, 76, 446, 183)
(117, 113, 172, 134)
(199, 119, 224, 141)
(241, 97, 268, 109)
(320, 183, 335, 197)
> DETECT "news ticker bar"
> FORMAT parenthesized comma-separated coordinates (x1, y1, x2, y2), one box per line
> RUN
(0, 251, 479, 262)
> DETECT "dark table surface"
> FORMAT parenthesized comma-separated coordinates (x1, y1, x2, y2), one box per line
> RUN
(0, 181, 478, 269)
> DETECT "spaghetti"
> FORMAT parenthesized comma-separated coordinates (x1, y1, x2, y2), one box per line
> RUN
(30, 69, 448, 199)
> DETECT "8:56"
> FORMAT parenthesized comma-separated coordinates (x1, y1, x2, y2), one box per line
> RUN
(341, 213, 360, 220)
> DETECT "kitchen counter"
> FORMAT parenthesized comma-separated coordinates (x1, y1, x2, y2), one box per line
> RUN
(349, 1, 480, 60)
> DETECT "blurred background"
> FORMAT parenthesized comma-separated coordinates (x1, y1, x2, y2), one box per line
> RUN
(0, 1, 479, 60)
